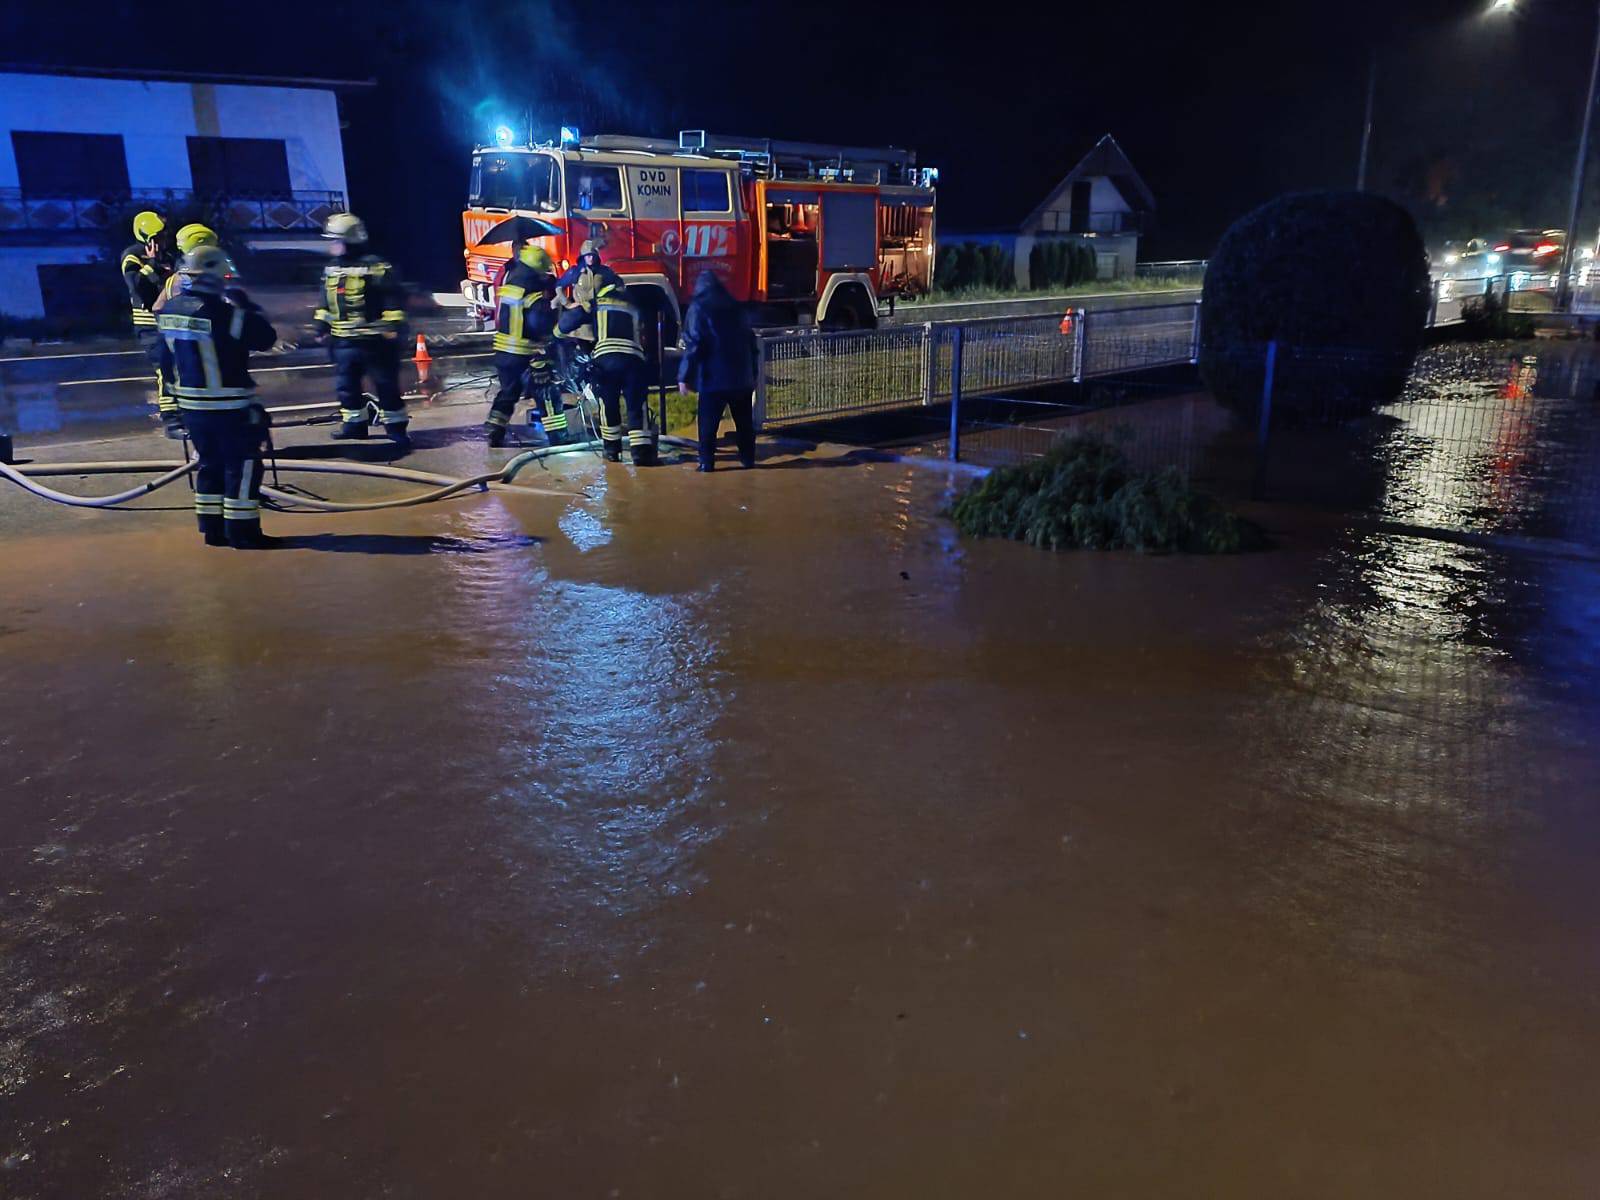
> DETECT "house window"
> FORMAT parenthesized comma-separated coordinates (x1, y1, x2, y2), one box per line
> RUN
(11, 132, 129, 196)
(682, 169, 732, 214)
(187, 137, 292, 197)
(565, 163, 625, 213)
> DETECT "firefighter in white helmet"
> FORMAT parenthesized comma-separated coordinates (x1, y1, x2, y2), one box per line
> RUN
(589, 280, 657, 465)
(156, 247, 278, 548)
(314, 212, 411, 446)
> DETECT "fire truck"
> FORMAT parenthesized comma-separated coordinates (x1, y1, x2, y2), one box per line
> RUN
(460, 129, 938, 339)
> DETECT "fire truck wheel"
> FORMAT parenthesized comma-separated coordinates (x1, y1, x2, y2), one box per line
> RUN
(819, 286, 875, 332)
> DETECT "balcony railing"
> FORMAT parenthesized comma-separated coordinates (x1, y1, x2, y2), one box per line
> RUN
(0, 188, 347, 235)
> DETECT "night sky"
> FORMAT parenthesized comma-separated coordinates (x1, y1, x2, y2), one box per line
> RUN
(11, 0, 1600, 286)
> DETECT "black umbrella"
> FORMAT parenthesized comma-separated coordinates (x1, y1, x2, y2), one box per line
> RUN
(475, 215, 563, 246)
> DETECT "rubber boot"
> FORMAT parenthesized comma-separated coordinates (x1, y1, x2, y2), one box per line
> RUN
(226, 522, 279, 550)
(485, 422, 507, 448)
(386, 422, 411, 448)
(628, 434, 659, 467)
(161, 414, 187, 441)
(200, 513, 227, 547)
(602, 439, 623, 462)
(331, 421, 368, 440)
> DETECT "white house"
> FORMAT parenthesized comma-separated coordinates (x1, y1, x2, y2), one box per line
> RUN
(0, 66, 361, 321)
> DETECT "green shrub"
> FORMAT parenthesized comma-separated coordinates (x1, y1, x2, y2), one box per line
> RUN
(1199, 191, 1430, 422)
(948, 435, 1264, 554)
(934, 243, 963, 293)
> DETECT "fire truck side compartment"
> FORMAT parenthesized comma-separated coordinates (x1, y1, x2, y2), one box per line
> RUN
(764, 188, 820, 301)
(820, 192, 877, 271)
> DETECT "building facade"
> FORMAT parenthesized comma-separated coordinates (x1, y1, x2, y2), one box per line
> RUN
(0, 67, 356, 322)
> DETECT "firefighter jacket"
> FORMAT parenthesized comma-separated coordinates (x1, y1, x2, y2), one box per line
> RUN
(593, 288, 645, 360)
(493, 259, 556, 356)
(157, 290, 278, 412)
(314, 253, 406, 339)
(120, 244, 169, 330)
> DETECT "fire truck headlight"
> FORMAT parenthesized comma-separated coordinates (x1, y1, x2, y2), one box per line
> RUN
(494, 125, 515, 148)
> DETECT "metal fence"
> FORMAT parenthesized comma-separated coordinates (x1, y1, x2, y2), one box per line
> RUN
(755, 301, 1202, 431)
(1135, 259, 1208, 286)
(1429, 271, 1564, 325)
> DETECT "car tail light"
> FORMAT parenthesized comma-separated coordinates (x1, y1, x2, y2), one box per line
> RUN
(1535, 242, 1559, 255)
(1494, 243, 1511, 252)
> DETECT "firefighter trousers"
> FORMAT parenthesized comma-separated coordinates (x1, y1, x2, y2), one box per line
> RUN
(697, 389, 756, 469)
(487, 350, 566, 437)
(184, 407, 266, 544)
(591, 353, 655, 464)
(332, 338, 407, 430)
(138, 330, 180, 422)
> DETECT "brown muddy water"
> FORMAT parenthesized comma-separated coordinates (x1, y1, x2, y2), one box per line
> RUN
(3, 385, 1600, 1196)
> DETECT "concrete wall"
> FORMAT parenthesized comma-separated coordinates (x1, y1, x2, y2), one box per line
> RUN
(0, 73, 348, 195)
(0, 243, 100, 319)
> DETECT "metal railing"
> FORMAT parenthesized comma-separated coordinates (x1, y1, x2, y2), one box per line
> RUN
(0, 188, 346, 234)
(1135, 259, 1208, 285)
(1428, 271, 1567, 325)
(754, 301, 1202, 433)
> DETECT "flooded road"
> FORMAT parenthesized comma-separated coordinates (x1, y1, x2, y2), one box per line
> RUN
(3, 362, 1600, 1195)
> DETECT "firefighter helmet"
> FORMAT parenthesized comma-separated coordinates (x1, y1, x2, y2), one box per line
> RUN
(175, 223, 219, 254)
(132, 211, 166, 242)
(322, 212, 368, 244)
(578, 239, 601, 259)
(178, 246, 239, 293)
(518, 242, 554, 272)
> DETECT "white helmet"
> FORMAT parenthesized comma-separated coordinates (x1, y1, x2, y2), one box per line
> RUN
(322, 212, 368, 244)
(178, 246, 239, 294)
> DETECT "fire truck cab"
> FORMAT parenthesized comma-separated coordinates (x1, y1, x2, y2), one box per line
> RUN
(461, 130, 937, 339)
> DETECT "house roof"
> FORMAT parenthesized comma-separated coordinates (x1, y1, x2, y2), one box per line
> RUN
(1019, 134, 1156, 231)
(0, 63, 375, 91)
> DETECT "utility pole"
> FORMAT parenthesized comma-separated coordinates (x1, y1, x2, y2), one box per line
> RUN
(1357, 47, 1377, 191)
(1557, 0, 1600, 310)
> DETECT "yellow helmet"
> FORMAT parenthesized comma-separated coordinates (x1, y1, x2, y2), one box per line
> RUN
(518, 242, 553, 272)
(132, 211, 166, 242)
(322, 212, 368, 244)
(175, 223, 218, 254)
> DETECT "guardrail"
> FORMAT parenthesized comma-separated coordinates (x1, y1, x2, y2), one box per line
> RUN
(755, 301, 1203, 431)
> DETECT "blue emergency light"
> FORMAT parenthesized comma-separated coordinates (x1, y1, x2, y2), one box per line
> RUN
(560, 126, 580, 147)
(494, 125, 515, 148)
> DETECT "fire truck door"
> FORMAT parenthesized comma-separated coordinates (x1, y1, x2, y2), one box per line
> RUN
(681, 167, 744, 299)
(625, 163, 679, 282)
(564, 160, 633, 263)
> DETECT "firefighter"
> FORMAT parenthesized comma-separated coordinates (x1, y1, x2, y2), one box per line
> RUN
(152, 224, 221, 311)
(590, 281, 657, 465)
(121, 211, 183, 438)
(156, 247, 278, 549)
(486, 240, 571, 447)
(313, 212, 410, 445)
(679, 270, 760, 471)
(551, 240, 621, 380)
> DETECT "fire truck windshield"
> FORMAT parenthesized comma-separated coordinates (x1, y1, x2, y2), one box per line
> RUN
(469, 152, 559, 212)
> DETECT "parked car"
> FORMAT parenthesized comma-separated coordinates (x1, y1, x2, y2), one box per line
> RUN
(1492, 229, 1566, 280)
(1437, 237, 1501, 280)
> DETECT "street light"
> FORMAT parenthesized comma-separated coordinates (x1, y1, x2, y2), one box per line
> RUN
(1489, 0, 1600, 311)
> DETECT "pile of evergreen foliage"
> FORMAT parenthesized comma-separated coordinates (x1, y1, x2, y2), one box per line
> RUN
(948, 436, 1264, 554)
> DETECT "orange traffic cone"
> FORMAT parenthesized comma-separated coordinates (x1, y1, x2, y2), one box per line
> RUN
(1059, 311, 1075, 337)
(413, 334, 441, 397)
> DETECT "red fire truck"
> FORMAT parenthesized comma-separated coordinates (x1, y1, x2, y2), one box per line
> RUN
(460, 130, 937, 339)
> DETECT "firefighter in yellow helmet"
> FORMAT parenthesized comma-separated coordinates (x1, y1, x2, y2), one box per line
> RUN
(313, 212, 410, 445)
(121, 211, 182, 438)
(152, 225, 221, 311)
(487, 240, 570, 447)
(589, 280, 657, 465)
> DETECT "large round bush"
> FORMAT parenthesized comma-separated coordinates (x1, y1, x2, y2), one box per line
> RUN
(1199, 191, 1430, 422)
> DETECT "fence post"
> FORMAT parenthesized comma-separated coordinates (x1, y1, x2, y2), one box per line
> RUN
(753, 337, 768, 433)
(1188, 301, 1201, 363)
(948, 324, 965, 463)
(1427, 279, 1439, 328)
(921, 322, 936, 406)
(1073, 307, 1088, 382)
(655, 311, 668, 435)
(1252, 340, 1277, 500)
